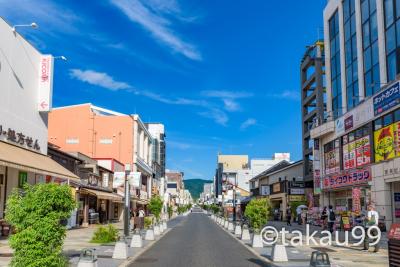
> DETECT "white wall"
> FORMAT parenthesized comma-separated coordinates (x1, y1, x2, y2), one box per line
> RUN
(0, 18, 49, 154)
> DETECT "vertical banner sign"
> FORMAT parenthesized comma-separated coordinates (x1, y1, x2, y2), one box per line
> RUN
(113, 172, 125, 188)
(394, 193, 400, 218)
(352, 187, 361, 214)
(128, 172, 141, 187)
(38, 55, 54, 112)
(313, 139, 322, 195)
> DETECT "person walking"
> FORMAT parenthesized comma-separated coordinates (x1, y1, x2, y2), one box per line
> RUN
(363, 204, 380, 252)
(138, 208, 145, 229)
(327, 205, 335, 233)
(286, 206, 292, 226)
(321, 207, 328, 230)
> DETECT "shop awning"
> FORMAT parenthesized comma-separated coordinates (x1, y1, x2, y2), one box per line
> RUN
(0, 141, 79, 181)
(81, 188, 123, 202)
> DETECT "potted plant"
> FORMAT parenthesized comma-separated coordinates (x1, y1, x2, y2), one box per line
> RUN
(244, 198, 270, 247)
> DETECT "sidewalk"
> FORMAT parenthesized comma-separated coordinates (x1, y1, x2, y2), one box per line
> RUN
(0, 214, 187, 267)
(212, 217, 389, 267)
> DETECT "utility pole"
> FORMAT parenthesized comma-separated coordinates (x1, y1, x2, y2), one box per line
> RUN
(233, 173, 237, 222)
(124, 168, 131, 237)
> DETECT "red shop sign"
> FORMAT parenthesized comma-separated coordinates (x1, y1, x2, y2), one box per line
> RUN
(323, 167, 371, 189)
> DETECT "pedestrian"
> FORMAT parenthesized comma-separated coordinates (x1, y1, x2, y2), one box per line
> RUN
(362, 204, 380, 252)
(327, 205, 335, 233)
(138, 208, 145, 229)
(321, 207, 328, 230)
(286, 206, 292, 226)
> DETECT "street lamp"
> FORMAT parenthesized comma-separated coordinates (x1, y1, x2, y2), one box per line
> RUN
(53, 56, 67, 61)
(12, 22, 38, 32)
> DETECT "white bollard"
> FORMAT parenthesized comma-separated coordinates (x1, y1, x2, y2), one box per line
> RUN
(271, 244, 288, 262)
(252, 234, 263, 248)
(112, 240, 128, 259)
(163, 221, 167, 230)
(228, 222, 234, 231)
(130, 234, 143, 248)
(159, 223, 164, 233)
(235, 224, 242, 236)
(77, 249, 98, 267)
(144, 229, 155, 241)
(154, 225, 160, 236)
(224, 220, 229, 229)
(241, 228, 251, 240)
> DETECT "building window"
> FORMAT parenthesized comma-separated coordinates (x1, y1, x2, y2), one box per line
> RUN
(324, 138, 341, 174)
(362, 0, 380, 96)
(330, 11, 343, 119)
(344, 0, 359, 109)
(384, 0, 400, 83)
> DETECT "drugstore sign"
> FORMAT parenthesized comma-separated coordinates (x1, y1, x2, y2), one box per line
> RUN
(322, 167, 371, 189)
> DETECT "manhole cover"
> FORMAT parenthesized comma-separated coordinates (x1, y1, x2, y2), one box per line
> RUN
(311, 247, 337, 253)
(136, 258, 158, 263)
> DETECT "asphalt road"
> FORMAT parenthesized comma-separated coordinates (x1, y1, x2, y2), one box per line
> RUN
(129, 211, 269, 267)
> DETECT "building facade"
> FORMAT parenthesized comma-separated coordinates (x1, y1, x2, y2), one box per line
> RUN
(311, 0, 400, 228)
(300, 41, 326, 186)
(0, 17, 79, 223)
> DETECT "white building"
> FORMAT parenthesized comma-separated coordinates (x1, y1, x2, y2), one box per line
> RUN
(311, 0, 400, 228)
(0, 17, 79, 218)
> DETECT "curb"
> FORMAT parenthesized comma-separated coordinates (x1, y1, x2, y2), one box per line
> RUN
(208, 216, 276, 267)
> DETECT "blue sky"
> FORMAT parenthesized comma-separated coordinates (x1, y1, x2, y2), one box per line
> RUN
(1, 0, 325, 180)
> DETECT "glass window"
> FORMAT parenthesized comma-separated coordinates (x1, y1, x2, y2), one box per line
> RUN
(387, 51, 397, 81)
(346, 66, 353, 86)
(344, 0, 350, 21)
(353, 63, 358, 82)
(362, 0, 369, 23)
(373, 64, 381, 93)
(386, 0, 395, 26)
(386, 24, 396, 53)
(397, 0, 400, 19)
(394, 109, 400, 121)
(370, 0, 377, 13)
(363, 22, 370, 48)
(371, 13, 378, 41)
(374, 118, 383, 130)
(365, 70, 373, 96)
(364, 47, 372, 70)
(384, 113, 394, 126)
(372, 41, 379, 65)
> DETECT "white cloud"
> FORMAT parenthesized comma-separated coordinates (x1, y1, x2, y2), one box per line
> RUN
(69, 69, 131, 91)
(69, 68, 227, 125)
(270, 90, 300, 101)
(202, 90, 253, 99)
(110, 0, 201, 60)
(240, 118, 257, 130)
(201, 90, 253, 112)
(199, 108, 228, 126)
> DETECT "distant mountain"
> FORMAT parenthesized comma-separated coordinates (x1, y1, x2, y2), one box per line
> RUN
(184, 179, 213, 200)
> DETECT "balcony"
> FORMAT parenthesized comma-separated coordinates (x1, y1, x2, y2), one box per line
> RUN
(310, 120, 335, 139)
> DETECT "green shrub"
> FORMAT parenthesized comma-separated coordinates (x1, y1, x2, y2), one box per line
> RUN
(210, 204, 220, 214)
(148, 196, 163, 222)
(167, 205, 173, 219)
(244, 198, 271, 233)
(5, 183, 75, 267)
(90, 224, 118, 244)
(144, 217, 153, 229)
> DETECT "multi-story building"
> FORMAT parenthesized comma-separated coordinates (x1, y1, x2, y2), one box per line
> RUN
(249, 160, 305, 221)
(0, 17, 80, 221)
(300, 41, 326, 189)
(311, 0, 400, 228)
(165, 170, 184, 206)
(48, 103, 155, 208)
(145, 123, 166, 198)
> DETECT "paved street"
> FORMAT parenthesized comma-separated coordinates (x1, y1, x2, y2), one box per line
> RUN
(129, 212, 268, 267)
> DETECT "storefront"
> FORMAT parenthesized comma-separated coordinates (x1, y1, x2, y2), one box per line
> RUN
(0, 141, 80, 220)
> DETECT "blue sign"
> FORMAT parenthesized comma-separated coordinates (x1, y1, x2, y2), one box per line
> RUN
(373, 81, 400, 116)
